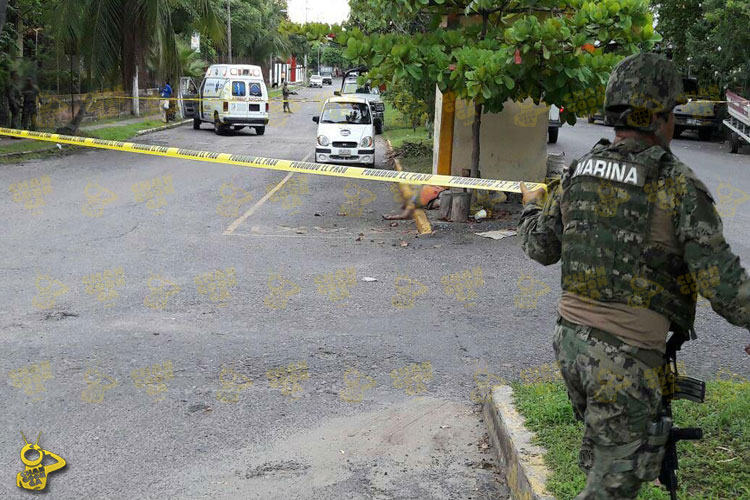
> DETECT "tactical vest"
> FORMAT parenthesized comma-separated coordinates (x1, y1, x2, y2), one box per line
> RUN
(560, 139, 696, 334)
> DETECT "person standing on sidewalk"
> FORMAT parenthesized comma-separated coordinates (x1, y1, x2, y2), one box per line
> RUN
(6, 71, 22, 129)
(22, 77, 41, 131)
(518, 52, 750, 499)
(160, 80, 173, 123)
(282, 81, 293, 113)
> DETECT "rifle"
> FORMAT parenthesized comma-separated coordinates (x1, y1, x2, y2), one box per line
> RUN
(658, 332, 706, 500)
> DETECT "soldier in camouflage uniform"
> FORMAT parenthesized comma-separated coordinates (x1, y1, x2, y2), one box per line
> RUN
(518, 53, 750, 499)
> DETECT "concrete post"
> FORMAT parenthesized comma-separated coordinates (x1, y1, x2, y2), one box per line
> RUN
(132, 66, 140, 117)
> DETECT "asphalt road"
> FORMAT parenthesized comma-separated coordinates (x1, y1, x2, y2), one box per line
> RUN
(1, 87, 749, 499)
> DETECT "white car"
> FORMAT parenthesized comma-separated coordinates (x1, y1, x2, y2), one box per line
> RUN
(309, 75, 323, 88)
(313, 96, 375, 166)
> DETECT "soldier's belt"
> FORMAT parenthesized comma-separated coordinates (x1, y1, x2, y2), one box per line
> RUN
(559, 316, 664, 367)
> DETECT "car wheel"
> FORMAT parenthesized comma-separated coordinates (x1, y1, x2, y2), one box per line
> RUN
(698, 127, 713, 141)
(375, 121, 383, 135)
(193, 115, 201, 130)
(548, 126, 559, 144)
(588, 115, 595, 124)
(214, 116, 225, 136)
(729, 132, 740, 154)
(255, 126, 265, 136)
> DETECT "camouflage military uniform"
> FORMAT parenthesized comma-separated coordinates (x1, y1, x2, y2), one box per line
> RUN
(519, 53, 750, 499)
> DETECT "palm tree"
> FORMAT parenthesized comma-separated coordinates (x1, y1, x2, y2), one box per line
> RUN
(52, 0, 223, 92)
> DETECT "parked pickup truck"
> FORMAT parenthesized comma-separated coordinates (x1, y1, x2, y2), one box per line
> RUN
(335, 67, 385, 135)
(673, 77, 721, 141)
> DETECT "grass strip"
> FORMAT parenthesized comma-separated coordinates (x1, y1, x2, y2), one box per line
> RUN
(512, 374, 750, 499)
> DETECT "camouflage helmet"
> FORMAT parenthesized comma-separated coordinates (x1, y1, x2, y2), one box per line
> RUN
(604, 53, 687, 131)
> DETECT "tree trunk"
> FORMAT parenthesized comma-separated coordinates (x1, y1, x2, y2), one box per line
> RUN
(56, 94, 95, 134)
(471, 101, 483, 178)
(0, 0, 8, 32)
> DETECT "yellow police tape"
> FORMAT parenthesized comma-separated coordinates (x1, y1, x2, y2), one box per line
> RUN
(0, 128, 546, 194)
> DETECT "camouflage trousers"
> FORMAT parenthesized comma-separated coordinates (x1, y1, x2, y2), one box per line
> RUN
(552, 317, 666, 500)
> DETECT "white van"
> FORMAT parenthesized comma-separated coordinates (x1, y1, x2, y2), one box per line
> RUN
(312, 96, 375, 167)
(187, 64, 269, 136)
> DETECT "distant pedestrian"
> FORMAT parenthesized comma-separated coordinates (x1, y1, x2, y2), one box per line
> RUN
(282, 81, 292, 113)
(6, 72, 22, 129)
(22, 77, 41, 131)
(160, 80, 173, 123)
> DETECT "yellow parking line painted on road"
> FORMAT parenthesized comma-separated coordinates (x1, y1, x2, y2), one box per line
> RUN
(223, 154, 307, 236)
(0, 128, 546, 194)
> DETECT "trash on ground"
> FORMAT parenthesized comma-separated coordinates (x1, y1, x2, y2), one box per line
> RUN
(475, 229, 517, 240)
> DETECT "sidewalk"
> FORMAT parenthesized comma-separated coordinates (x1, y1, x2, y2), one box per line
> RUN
(0, 113, 175, 159)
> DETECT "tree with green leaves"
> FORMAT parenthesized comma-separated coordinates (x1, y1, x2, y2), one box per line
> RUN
(52, 0, 224, 92)
(654, 0, 750, 94)
(341, 0, 661, 179)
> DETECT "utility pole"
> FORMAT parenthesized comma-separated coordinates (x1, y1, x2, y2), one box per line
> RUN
(227, 0, 232, 63)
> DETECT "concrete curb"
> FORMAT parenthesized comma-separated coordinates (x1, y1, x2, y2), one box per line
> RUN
(0, 144, 59, 159)
(483, 385, 556, 500)
(384, 138, 432, 235)
(134, 119, 191, 136)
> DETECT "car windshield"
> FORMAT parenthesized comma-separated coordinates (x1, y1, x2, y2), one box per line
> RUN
(320, 102, 371, 124)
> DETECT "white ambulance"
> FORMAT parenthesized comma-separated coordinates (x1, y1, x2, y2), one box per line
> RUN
(187, 64, 269, 136)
